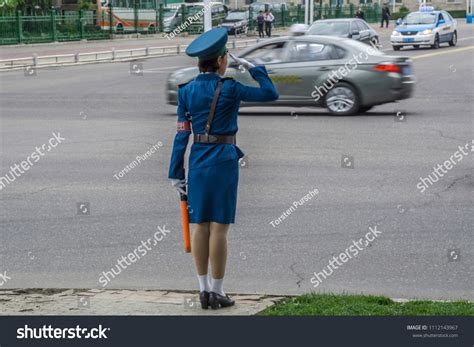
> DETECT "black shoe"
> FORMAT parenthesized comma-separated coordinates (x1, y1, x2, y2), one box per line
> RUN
(209, 292, 235, 310)
(199, 291, 210, 309)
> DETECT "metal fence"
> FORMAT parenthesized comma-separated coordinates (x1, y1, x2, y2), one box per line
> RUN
(249, 3, 381, 31)
(0, 10, 109, 45)
(1, 4, 383, 45)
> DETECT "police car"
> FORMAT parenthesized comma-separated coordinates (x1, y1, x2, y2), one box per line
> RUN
(390, 7, 457, 50)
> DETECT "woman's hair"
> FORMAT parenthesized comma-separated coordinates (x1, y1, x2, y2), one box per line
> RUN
(198, 57, 220, 73)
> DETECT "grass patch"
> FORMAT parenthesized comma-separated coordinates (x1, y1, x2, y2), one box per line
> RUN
(260, 293, 474, 316)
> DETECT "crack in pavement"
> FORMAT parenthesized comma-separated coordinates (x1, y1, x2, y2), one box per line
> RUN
(289, 262, 304, 288)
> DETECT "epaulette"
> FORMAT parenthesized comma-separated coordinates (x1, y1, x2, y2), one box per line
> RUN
(178, 80, 193, 89)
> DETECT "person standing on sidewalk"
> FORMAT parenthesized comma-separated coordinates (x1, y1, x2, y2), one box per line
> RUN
(256, 10, 265, 38)
(264, 9, 274, 37)
(355, 7, 365, 20)
(381, 4, 390, 28)
(168, 28, 278, 310)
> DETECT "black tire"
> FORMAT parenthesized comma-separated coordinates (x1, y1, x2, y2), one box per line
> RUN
(413, 45, 420, 49)
(324, 82, 360, 116)
(449, 31, 457, 46)
(431, 34, 439, 49)
(359, 105, 373, 113)
(148, 25, 156, 34)
(393, 45, 401, 51)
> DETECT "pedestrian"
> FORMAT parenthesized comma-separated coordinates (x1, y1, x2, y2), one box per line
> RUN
(256, 10, 265, 38)
(355, 7, 365, 20)
(264, 9, 274, 37)
(168, 28, 278, 310)
(381, 3, 390, 28)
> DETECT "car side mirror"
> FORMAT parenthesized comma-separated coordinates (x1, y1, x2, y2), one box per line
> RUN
(438, 19, 445, 25)
(396, 18, 401, 26)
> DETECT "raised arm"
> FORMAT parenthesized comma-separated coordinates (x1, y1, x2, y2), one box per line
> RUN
(168, 88, 191, 180)
(233, 66, 279, 102)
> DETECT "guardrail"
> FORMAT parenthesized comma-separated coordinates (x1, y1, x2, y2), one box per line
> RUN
(0, 38, 259, 71)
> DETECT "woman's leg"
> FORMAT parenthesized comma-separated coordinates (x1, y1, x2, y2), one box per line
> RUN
(209, 222, 229, 295)
(192, 222, 210, 291)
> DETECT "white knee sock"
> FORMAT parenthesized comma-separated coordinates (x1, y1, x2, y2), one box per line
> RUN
(211, 277, 225, 296)
(197, 274, 211, 292)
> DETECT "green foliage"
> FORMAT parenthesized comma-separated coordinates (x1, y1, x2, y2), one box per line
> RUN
(261, 293, 474, 316)
(78, 0, 93, 11)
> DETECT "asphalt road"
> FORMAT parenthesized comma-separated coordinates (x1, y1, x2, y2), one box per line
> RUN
(1, 24, 473, 301)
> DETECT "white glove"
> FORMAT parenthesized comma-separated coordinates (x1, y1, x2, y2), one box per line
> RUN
(170, 178, 187, 195)
(229, 52, 255, 70)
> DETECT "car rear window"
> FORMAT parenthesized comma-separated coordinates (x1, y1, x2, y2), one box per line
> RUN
(307, 22, 349, 35)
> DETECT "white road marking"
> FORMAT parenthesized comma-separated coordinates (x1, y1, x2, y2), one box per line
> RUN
(145, 65, 187, 71)
(412, 46, 474, 59)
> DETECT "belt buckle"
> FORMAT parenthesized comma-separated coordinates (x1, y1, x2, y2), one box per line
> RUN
(207, 135, 218, 143)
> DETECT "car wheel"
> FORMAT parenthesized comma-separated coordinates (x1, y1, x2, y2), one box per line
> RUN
(116, 23, 124, 34)
(431, 34, 439, 49)
(393, 46, 401, 51)
(359, 105, 373, 113)
(325, 83, 360, 116)
(413, 45, 420, 49)
(449, 31, 457, 46)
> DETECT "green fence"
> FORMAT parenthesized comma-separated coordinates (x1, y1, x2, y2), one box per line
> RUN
(249, 4, 381, 31)
(0, 10, 109, 45)
(1, 4, 384, 45)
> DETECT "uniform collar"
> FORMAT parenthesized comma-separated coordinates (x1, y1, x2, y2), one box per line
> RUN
(196, 72, 222, 80)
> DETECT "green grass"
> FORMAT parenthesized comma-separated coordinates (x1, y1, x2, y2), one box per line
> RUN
(260, 293, 474, 316)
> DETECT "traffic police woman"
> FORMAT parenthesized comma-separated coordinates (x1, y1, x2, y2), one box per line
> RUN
(168, 28, 278, 310)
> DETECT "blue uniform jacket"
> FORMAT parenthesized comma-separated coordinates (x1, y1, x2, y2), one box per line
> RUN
(168, 66, 279, 180)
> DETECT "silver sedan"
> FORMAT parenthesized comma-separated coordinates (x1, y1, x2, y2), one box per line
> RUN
(166, 35, 415, 116)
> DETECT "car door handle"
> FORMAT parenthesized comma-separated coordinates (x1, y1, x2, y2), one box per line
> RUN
(317, 67, 331, 71)
(267, 69, 276, 74)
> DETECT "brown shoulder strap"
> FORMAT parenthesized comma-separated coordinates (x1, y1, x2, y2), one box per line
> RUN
(205, 81, 223, 135)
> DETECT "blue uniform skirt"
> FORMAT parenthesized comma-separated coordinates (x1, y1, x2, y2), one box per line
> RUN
(187, 159, 239, 224)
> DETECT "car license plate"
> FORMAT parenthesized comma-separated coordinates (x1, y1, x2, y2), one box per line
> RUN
(403, 38, 414, 43)
(403, 66, 412, 75)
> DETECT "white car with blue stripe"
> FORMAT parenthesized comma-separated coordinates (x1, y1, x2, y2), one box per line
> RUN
(390, 8, 457, 50)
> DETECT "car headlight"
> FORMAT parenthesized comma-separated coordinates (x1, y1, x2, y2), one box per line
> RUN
(419, 29, 432, 35)
(392, 31, 401, 36)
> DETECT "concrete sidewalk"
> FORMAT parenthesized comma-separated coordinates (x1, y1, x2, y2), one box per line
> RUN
(0, 289, 287, 316)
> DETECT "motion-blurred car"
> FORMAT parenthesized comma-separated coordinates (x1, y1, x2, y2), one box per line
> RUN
(307, 19, 380, 47)
(390, 8, 457, 50)
(167, 35, 415, 116)
(221, 11, 248, 35)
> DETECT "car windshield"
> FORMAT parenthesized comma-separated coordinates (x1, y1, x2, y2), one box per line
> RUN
(307, 22, 349, 35)
(187, 6, 203, 15)
(226, 12, 246, 20)
(404, 13, 436, 24)
(163, 9, 176, 19)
